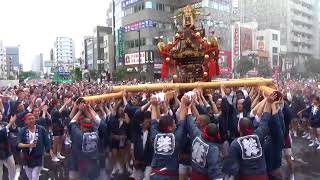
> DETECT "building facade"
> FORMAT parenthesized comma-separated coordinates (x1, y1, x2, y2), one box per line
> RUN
(31, 53, 44, 73)
(93, 26, 112, 74)
(238, 0, 319, 73)
(5, 46, 19, 70)
(84, 36, 94, 70)
(107, 0, 234, 80)
(54, 37, 75, 71)
(0, 41, 6, 79)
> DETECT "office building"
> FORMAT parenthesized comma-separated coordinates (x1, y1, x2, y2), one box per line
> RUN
(108, 0, 234, 80)
(31, 53, 44, 73)
(54, 37, 75, 71)
(83, 36, 94, 69)
(93, 26, 112, 74)
(5, 46, 20, 70)
(238, 0, 319, 72)
(0, 41, 6, 79)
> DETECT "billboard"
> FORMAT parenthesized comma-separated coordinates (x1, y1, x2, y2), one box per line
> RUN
(219, 50, 232, 78)
(233, 23, 240, 59)
(122, 0, 143, 8)
(124, 20, 155, 32)
(125, 52, 146, 65)
(240, 27, 253, 52)
(118, 28, 124, 65)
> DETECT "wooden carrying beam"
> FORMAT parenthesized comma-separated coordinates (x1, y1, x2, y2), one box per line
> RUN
(82, 91, 176, 103)
(111, 78, 273, 92)
(82, 92, 123, 103)
(82, 78, 273, 102)
(259, 85, 282, 100)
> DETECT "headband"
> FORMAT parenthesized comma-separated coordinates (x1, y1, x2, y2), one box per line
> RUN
(203, 126, 221, 142)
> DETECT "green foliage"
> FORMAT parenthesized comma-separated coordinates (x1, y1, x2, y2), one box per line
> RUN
(236, 57, 255, 77)
(115, 67, 127, 81)
(71, 67, 82, 81)
(256, 61, 272, 78)
(19, 71, 40, 80)
(8, 75, 16, 80)
(89, 69, 98, 80)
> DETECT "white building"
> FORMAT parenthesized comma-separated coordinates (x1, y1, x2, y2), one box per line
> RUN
(0, 41, 6, 79)
(254, 29, 281, 69)
(54, 37, 75, 71)
(31, 53, 44, 73)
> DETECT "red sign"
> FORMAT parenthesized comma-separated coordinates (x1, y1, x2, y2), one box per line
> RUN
(240, 27, 253, 52)
(258, 41, 265, 50)
(233, 24, 240, 58)
(219, 50, 232, 78)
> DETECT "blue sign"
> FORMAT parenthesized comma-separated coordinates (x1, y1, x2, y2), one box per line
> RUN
(124, 20, 155, 33)
(122, 0, 143, 8)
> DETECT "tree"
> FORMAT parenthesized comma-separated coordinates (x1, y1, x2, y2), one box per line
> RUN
(236, 57, 255, 77)
(89, 69, 98, 81)
(71, 67, 82, 81)
(19, 71, 40, 81)
(115, 67, 127, 81)
(256, 61, 272, 78)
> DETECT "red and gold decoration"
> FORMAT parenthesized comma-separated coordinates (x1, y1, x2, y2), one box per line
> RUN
(158, 5, 220, 83)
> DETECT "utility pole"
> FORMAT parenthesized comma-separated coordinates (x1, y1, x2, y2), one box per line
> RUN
(138, 30, 141, 81)
(113, 0, 116, 80)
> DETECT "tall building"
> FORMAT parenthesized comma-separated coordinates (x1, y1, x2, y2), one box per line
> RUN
(93, 26, 112, 74)
(0, 41, 6, 79)
(83, 36, 94, 70)
(177, 0, 232, 50)
(54, 37, 75, 71)
(238, 0, 319, 72)
(108, 0, 233, 80)
(5, 46, 20, 69)
(50, 48, 54, 61)
(119, 0, 178, 80)
(31, 53, 44, 73)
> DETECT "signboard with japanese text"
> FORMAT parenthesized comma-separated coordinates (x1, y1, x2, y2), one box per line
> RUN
(121, 0, 143, 8)
(233, 24, 240, 58)
(125, 52, 146, 65)
(124, 20, 155, 32)
(240, 27, 253, 52)
(118, 28, 124, 64)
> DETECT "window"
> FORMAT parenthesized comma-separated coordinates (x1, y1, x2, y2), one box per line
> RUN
(272, 55, 278, 66)
(134, 3, 144, 13)
(272, 34, 278, 41)
(130, 40, 134, 48)
(272, 47, 278, 53)
(145, 1, 153, 9)
(134, 39, 139, 47)
(156, 3, 164, 11)
(256, 36, 264, 40)
(141, 38, 146, 46)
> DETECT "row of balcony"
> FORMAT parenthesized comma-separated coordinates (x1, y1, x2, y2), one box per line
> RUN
(292, 47, 313, 55)
(291, 1, 313, 16)
(291, 25, 313, 35)
(291, 14, 313, 26)
(291, 36, 313, 45)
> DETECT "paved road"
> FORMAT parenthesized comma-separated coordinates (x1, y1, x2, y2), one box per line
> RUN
(2, 136, 320, 180)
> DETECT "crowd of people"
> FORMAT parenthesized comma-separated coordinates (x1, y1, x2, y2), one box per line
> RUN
(0, 79, 319, 180)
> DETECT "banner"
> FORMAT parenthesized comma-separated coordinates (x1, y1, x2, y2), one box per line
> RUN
(118, 28, 124, 64)
(125, 52, 146, 65)
(124, 20, 155, 32)
(122, 0, 143, 8)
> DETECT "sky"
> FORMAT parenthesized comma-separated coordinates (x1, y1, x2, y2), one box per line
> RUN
(0, 0, 109, 70)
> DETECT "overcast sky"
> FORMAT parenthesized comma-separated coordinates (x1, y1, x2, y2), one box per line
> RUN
(0, 0, 108, 70)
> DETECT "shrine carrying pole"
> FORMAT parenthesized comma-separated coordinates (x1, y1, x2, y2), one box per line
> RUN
(111, 78, 273, 92)
(82, 78, 273, 102)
